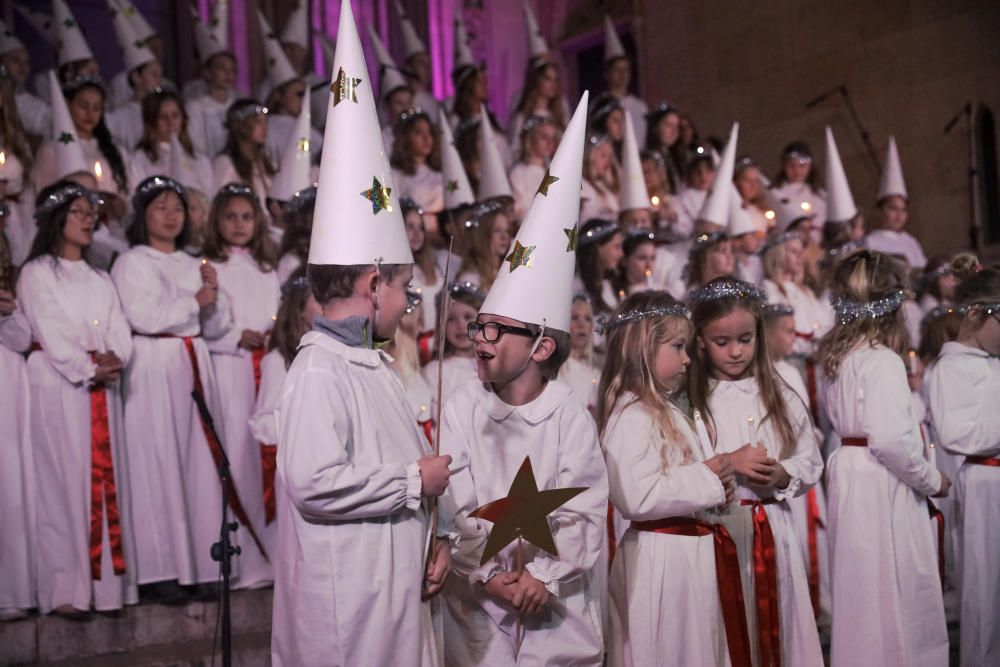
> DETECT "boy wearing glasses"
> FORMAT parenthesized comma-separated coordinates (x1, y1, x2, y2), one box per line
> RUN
(270, 6, 452, 665)
(439, 94, 609, 665)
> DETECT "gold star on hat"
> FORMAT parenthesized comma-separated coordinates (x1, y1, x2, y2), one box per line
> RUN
(332, 67, 362, 106)
(564, 226, 579, 252)
(536, 169, 559, 197)
(297, 137, 310, 153)
(361, 177, 393, 215)
(504, 240, 535, 272)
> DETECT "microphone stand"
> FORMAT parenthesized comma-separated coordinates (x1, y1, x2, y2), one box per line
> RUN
(805, 85, 882, 173)
(944, 102, 980, 253)
(191, 389, 240, 667)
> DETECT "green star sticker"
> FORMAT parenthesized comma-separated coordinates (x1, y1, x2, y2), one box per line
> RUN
(505, 240, 535, 272)
(331, 67, 362, 106)
(268, 57, 276, 67)
(134, 40, 147, 49)
(123, 5, 136, 17)
(58, 132, 75, 145)
(361, 177, 392, 215)
(445, 180, 459, 193)
(63, 18, 76, 29)
(536, 169, 559, 196)
(564, 226, 579, 252)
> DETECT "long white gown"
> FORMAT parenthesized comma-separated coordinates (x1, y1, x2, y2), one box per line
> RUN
(271, 330, 438, 666)
(440, 379, 608, 666)
(207, 249, 281, 588)
(186, 91, 236, 160)
(421, 355, 479, 406)
(111, 245, 234, 587)
(823, 344, 947, 667)
(603, 398, 731, 667)
(864, 229, 927, 271)
(17, 256, 139, 612)
(248, 348, 287, 559)
(927, 341, 1000, 667)
(708, 377, 825, 667)
(130, 141, 214, 193)
(0, 308, 35, 613)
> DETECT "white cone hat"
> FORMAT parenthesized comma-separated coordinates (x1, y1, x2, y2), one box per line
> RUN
(393, 0, 426, 60)
(14, 6, 55, 46)
(0, 18, 25, 56)
(619, 110, 649, 212)
(603, 16, 626, 63)
(877, 135, 907, 201)
(696, 122, 739, 227)
(522, 1, 548, 59)
(270, 88, 314, 202)
(479, 92, 589, 332)
(258, 11, 299, 90)
(728, 187, 758, 236)
(109, 1, 155, 73)
(825, 126, 858, 223)
(439, 108, 475, 210)
(315, 31, 336, 71)
(191, 7, 228, 64)
(367, 25, 408, 99)
(308, 0, 411, 266)
(280, 1, 309, 49)
(53, 0, 94, 67)
(114, 0, 155, 42)
(454, 15, 475, 71)
(476, 107, 512, 202)
(48, 72, 89, 179)
(210, 0, 230, 50)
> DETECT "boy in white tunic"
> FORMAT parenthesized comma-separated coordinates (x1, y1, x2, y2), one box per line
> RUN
(441, 92, 610, 666)
(271, 3, 452, 664)
(864, 137, 927, 271)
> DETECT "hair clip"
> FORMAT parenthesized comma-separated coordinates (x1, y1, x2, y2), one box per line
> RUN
(597, 304, 689, 335)
(830, 290, 906, 325)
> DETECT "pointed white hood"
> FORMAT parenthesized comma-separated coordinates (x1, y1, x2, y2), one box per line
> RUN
(696, 122, 739, 227)
(280, 1, 310, 49)
(48, 71, 90, 179)
(877, 135, 907, 201)
(108, 0, 155, 73)
(0, 18, 25, 56)
(603, 15, 626, 62)
(258, 10, 299, 91)
(476, 107, 512, 202)
(522, 1, 548, 59)
(53, 0, 94, 66)
(393, 0, 427, 60)
(439, 108, 475, 210)
(619, 110, 650, 212)
(270, 87, 314, 202)
(825, 125, 858, 222)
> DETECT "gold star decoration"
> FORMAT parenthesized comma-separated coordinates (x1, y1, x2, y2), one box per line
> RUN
(361, 177, 392, 215)
(58, 132, 75, 144)
(296, 137, 310, 153)
(564, 226, 579, 252)
(536, 169, 559, 196)
(445, 179, 459, 193)
(331, 67, 362, 106)
(470, 456, 588, 565)
(504, 240, 535, 272)
(123, 5, 136, 17)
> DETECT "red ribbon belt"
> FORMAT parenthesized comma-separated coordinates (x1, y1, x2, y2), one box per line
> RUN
(261, 444, 277, 525)
(251, 346, 266, 397)
(607, 501, 617, 569)
(841, 436, 869, 447)
(967, 455, 1000, 467)
(740, 498, 782, 667)
(794, 331, 814, 341)
(135, 333, 270, 561)
(926, 499, 945, 584)
(804, 360, 820, 425)
(420, 419, 434, 445)
(417, 330, 434, 367)
(31, 343, 127, 580)
(805, 488, 824, 618)
(632, 517, 752, 667)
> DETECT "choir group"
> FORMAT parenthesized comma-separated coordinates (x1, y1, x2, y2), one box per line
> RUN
(0, 1, 997, 667)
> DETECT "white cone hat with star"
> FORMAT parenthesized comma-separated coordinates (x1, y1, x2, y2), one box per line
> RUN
(53, 0, 94, 67)
(477, 107, 513, 202)
(522, 1, 548, 59)
(113, 0, 155, 42)
(308, 0, 411, 266)
(619, 110, 650, 212)
(270, 87, 314, 202)
(191, 6, 228, 64)
(696, 122, 739, 227)
(258, 10, 299, 91)
(393, 0, 426, 61)
(479, 91, 589, 332)
(48, 71, 89, 179)
(108, 0, 155, 73)
(367, 25, 409, 100)
(439, 108, 475, 209)
(603, 16, 626, 63)
(280, 1, 309, 49)
(14, 6, 55, 47)
(0, 18, 25, 56)
(877, 135, 907, 202)
(825, 125, 858, 223)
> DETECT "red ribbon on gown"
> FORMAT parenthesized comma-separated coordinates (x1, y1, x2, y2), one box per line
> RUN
(607, 501, 617, 568)
(249, 346, 278, 525)
(805, 488, 824, 618)
(740, 499, 782, 667)
(632, 517, 753, 667)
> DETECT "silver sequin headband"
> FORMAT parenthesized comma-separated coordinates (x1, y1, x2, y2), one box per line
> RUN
(136, 175, 184, 199)
(228, 103, 268, 124)
(763, 303, 795, 319)
(689, 278, 766, 308)
(830, 290, 906, 325)
(578, 220, 619, 246)
(405, 287, 423, 314)
(35, 183, 101, 219)
(217, 182, 256, 199)
(448, 280, 486, 301)
(758, 230, 799, 256)
(62, 75, 106, 96)
(645, 102, 677, 120)
(281, 274, 310, 295)
(920, 305, 960, 328)
(520, 114, 554, 137)
(588, 133, 610, 147)
(591, 98, 623, 122)
(398, 107, 428, 124)
(968, 301, 1000, 316)
(597, 304, 690, 336)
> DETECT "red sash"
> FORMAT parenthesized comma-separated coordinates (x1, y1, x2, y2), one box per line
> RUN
(805, 488, 824, 618)
(967, 455, 1000, 467)
(841, 436, 869, 447)
(926, 499, 945, 584)
(632, 517, 753, 667)
(740, 498, 781, 667)
(804, 360, 820, 425)
(420, 419, 434, 445)
(607, 501, 617, 568)
(251, 346, 266, 396)
(417, 330, 434, 367)
(261, 444, 277, 524)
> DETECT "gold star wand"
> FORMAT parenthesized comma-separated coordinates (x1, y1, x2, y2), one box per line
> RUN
(470, 456, 587, 658)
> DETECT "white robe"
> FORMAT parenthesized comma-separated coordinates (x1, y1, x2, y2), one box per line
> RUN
(927, 341, 1000, 667)
(735, 254, 764, 286)
(580, 178, 619, 223)
(763, 279, 834, 356)
(130, 142, 214, 193)
(106, 100, 143, 152)
(271, 331, 437, 666)
(509, 162, 545, 222)
(0, 309, 35, 612)
(111, 246, 234, 586)
(864, 229, 927, 270)
(619, 94, 648, 150)
(393, 164, 445, 214)
(671, 187, 706, 240)
(422, 355, 479, 405)
(440, 379, 608, 666)
(15, 91, 51, 139)
(0, 149, 35, 266)
(276, 253, 302, 285)
(603, 398, 730, 667)
(207, 250, 281, 588)
(557, 356, 600, 410)
(265, 113, 323, 167)
(707, 377, 824, 667)
(823, 345, 947, 667)
(186, 91, 236, 159)
(412, 262, 444, 334)
(248, 348, 287, 566)
(651, 245, 688, 300)
(213, 154, 272, 214)
(17, 257, 139, 612)
(770, 182, 827, 232)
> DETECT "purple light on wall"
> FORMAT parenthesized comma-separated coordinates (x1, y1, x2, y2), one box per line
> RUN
(427, 0, 454, 100)
(230, 0, 250, 94)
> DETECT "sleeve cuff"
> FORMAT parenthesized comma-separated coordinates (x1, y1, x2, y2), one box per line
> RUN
(470, 562, 504, 586)
(697, 462, 728, 506)
(524, 562, 560, 597)
(404, 462, 422, 510)
(773, 475, 803, 502)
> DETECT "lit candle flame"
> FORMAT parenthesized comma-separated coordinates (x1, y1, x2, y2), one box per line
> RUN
(800, 201, 812, 212)
(94, 161, 103, 180)
(764, 209, 776, 220)
(650, 195, 660, 207)
(0, 152, 6, 167)
(201, 258, 208, 265)
(644, 270, 652, 278)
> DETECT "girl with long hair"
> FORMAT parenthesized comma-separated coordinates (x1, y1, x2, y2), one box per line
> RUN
(402, 198, 443, 335)
(580, 134, 620, 222)
(212, 99, 275, 216)
(611, 229, 657, 298)
(686, 232, 734, 291)
(507, 60, 568, 148)
(771, 141, 827, 231)
(132, 90, 213, 191)
(390, 109, 443, 218)
(643, 102, 685, 194)
(508, 115, 558, 221)
(0, 67, 35, 264)
(420, 282, 485, 404)
(557, 294, 602, 411)
(275, 187, 315, 284)
(455, 202, 512, 291)
(576, 218, 624, 317)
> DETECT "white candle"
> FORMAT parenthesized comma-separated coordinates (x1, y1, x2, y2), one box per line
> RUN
(93, 161, 103, 188)
(0, 151, 7, 180)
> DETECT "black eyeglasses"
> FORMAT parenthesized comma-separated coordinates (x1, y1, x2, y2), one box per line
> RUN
(467, 321, 536, 343)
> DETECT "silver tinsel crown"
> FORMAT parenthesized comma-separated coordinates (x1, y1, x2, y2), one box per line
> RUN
(920, 305, 960, 328)
(757, 230, 799, 256)
(280, 274, 310, 295)
(448, 280, 486, 301)
(578, 219, 619, 246)
(591, 98, 623, 122)
(968, 301, 1000, 316)
(763, 302, 795, 319)
(397, 107, 428, 124)
(588, 133, 610, 147)
(688, 278, 766, 308)
(830, 290, 906, 325)
(520, 114, 554, 137)
(227, 103, 267, 124)
(597, 304, 690, 335)
(35, 183, 102, 219)
(136, 175, 184, 200)
(217, 182, 255, 199)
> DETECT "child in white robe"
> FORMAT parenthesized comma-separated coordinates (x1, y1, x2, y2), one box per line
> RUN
(389, 295, 436, 442)
(18, 181, 138, 615)
(689, 277, 824, 667)
(390, 110, 445, 218)
(129, 90, 214, 190)
(927, 254, 1000, 667)
(508, 116, 557, 221)
(599, 291, 745, 667)
(204, 183, 281, 588)
(557, 295, 601, 411)
(820, 249, 949, 667)
(111, 176, 235, 602)
(212, 101, 274, 216)
(421, 282, 484, 403)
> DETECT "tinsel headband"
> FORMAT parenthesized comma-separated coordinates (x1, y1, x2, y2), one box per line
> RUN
(281, 274, 310, 295)
(920, 305, 959, 329)
(217, 182, 256, 199)
(397, 107, 429, 125)
(405, 286, 423, 314)
(520, 114, 554, 137)
(588, 133, 610, 148)
(967, 301, 1000, 316)
(578, 220, 619, 247)
(227, 103, 268, 124)
(591, 98, 623, 123)
(763, 303, 795, 319)
(35, 183, 102, 219)
(133, 175, 185, 210)
(62, 75, 106, 96)
(448, 280, 487, 301)
(645, 101, 677, 122)
(757, 230, 799, 256)
(284, 186, 318, 215)
(830, 290, 906, 325)
(597, 304, 690, 335)
(688, 278, 766, 308)
(821, 240, 862, 267)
